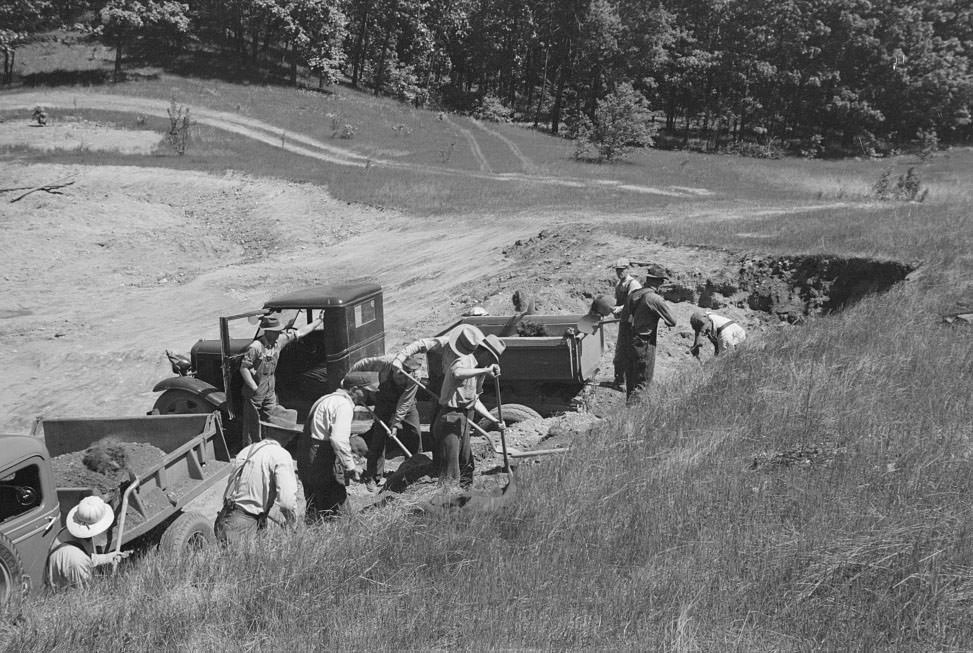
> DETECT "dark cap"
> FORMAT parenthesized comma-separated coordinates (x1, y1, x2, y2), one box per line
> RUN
(478, 334, 506, 362)
(643, 264, 669, 281)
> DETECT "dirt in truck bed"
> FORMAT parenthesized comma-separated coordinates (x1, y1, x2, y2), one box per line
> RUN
(51, 439, 168, 504)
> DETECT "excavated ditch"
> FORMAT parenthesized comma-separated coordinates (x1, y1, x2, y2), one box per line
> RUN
(662, 253, 914, 323)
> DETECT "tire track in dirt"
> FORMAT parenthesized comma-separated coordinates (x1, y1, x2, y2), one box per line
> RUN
(439, 113, 491, 173)
(0, 91, 709, 198)
(469, 117, 535, 172)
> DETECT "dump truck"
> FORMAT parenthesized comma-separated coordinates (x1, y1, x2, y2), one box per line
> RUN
(425, 313, 605, 424)
(0, 412, 232, 612)
(152, 280, 384, 448)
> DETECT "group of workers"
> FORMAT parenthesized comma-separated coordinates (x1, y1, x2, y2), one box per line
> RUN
(212, 314, 509, 546)
(49, 260, 747, 587)
(589, 259, 747, 400)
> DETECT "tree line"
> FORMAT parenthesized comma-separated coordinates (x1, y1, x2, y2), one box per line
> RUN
(4, 0, 972, 154)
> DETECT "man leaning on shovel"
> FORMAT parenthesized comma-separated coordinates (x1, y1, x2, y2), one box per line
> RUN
(392, 324, 506, 487)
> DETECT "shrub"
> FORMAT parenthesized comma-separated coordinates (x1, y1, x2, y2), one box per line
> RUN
(873, 167, 928, 202)
(165, 99, 190, 155)
(475, 94, 513, 122)
(574, 82, 653, 162)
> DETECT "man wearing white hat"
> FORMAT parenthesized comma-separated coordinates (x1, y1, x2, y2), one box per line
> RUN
(47, 496, 131, 591)
(392, 324, 506, 486)
(239, 312, 324, 446)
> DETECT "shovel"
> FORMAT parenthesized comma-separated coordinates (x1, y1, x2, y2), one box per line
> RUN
(398, 369, 568, 459)
(575, 314, 619, 336)
(112, 470, 139, 573)
(364, 406, 412, 459)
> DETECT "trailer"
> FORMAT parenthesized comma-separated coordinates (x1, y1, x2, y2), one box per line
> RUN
(0, 413, 233, 611)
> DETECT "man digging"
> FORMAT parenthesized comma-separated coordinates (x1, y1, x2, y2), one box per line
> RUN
(622, 264, 677, 402)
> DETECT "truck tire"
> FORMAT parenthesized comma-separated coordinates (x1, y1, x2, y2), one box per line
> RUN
(477, 404, 542, 431)
(0, 533, 26, 615)
(159, 511, 216, 558)
(153, 389, 213, 415)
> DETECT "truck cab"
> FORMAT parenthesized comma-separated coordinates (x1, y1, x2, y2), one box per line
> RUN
(0, 435, 61, 611)
(152, 280, 385, 444)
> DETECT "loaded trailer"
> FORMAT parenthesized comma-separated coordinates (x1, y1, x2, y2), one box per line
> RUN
(0, 412, 232, 612)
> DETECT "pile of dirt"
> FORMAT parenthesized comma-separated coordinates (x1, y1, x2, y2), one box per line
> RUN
(51, 438, 168, 504)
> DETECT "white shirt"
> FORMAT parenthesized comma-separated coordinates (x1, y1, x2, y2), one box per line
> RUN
(230, 440, 298, 516)
(309, 390, 356, 471)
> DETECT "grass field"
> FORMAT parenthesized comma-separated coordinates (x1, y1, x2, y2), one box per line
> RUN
(3, 37, 973, 651)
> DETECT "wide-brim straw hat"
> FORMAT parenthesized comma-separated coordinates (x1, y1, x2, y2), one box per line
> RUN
(612, 258, 630, 269)
(66, 496, 115, 539)
(448, 324, 485, 357)
(258, 315, 284, 333)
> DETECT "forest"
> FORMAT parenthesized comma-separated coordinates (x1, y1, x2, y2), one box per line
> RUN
(3, 0, 972, 155)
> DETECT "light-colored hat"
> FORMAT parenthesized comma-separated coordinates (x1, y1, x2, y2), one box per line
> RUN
(478, 334, 506, 363)
(465, 305, 489, 317)
(448, 324, 485, 356)
(66, 496, 115, 539)
(612, 258, 630, 269)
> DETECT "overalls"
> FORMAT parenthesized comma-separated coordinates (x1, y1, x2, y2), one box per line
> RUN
(241, 340, 283, 446)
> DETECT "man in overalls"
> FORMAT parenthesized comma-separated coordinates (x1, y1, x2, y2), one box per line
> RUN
(624, 264, 677, 402)
(240, 313, 323, 446)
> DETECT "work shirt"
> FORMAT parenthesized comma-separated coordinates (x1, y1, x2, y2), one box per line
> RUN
(615, 275, 642, 307)
(308, 390, 357, 471)
(229, 440, 298, 517)
(440, 353, 484, 410)
(349, 355, 419, 430)
(46, 539, 116, 591)
(628, 289, 677, 344)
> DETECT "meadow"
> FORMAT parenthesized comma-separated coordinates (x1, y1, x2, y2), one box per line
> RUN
(2, 41, 973, 651)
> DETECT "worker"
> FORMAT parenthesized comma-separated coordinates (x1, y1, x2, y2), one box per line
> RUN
(499, 289, 538, 337)
(624, 264, 676, 401)
(392, 324, 506, 487)
(239, 312, 324, 446)
(46, 496, 131, 591)
(611, 258, 642, 391)
(298, 384, 370, 519)
(214, 409, 301, 545)
(690, 310, 747, 356)
(347, 353, 425, 492)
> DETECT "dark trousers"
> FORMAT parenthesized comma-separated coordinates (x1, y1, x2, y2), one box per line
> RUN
(298, 439, 349, 520)
(214, 504, 263, 546)
(431, 407, 474, 486)
(365, 420, 420, 481)
(627, 334, 657, 399)
(613, 321, 632, 385)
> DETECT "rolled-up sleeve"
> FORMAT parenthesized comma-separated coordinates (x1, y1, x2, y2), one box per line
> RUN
(273, 457, 299, 513)
(328, 400, 356, 470)
(392, 336, 447, 366)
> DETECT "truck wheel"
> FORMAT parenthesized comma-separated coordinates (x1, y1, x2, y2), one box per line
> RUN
(478, 404, 542, 431)
(0, 533, 26, 615)
(159, 511, 216, 558)
(153, 389, 212, 415)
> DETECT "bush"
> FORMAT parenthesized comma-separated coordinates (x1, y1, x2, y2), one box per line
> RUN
(873, 167, 928, 202)
(574, 82, 653, 162)
(475, 94, 513, 122)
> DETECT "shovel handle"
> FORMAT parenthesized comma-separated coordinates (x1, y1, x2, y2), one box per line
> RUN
(365, 407, 412, 458)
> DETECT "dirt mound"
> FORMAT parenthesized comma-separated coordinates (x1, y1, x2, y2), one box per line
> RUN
(51, 439, 168, 504)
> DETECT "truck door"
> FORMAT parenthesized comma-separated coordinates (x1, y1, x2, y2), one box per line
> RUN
(1, 457, 60, 598)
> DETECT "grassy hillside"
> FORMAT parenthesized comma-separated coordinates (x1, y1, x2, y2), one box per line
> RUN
(2, 59, 973, 650)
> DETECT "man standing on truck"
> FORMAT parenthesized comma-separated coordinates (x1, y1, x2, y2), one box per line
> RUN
(47, 496, 131, 591)
(298, 384, 370, 519)
(346, 354, 424, 492)
(624, 264, 676, 402)
(240, 313, 324, 446)
(214, 411, 301, 546)
(392, 325, 506, 487)
(611, 259, 642, 391)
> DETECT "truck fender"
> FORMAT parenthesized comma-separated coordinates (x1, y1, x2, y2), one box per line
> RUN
(0, 532, 27, 613)
(152, 377, 226, 409)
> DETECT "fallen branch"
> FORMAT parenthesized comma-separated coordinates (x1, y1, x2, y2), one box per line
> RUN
(6, 179, 75, 203)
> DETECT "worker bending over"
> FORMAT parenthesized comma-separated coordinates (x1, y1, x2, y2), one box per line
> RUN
(47, 496, 131, 591)
(393, 324, 506, 487)
(347, 353, 424, 492)
(298, 385, 370, 518)
(690, 310, 746, 356)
